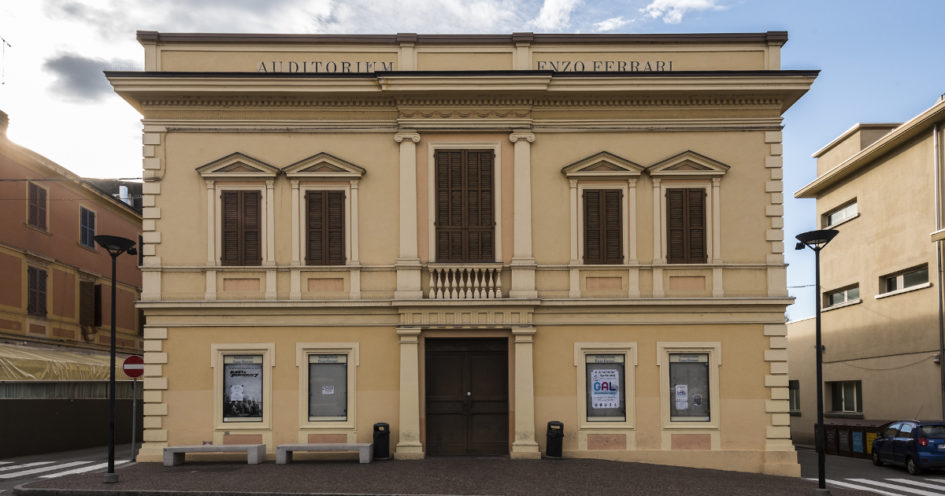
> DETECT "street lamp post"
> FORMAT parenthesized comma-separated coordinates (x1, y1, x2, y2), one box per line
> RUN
(795, 229, 838, 493)
(93, 235, 137, 484)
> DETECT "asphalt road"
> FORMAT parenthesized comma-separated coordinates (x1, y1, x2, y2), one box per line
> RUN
(0, 444, 135, 495)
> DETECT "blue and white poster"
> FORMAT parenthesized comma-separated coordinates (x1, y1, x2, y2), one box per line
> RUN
(591, 369, 620, 409)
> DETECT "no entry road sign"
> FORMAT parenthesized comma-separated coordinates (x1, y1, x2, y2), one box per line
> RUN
(123, 355, 144, 378)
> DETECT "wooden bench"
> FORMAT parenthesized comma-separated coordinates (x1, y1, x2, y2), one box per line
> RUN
(276, 443, 373, 464)
(163, 444, 266, 466)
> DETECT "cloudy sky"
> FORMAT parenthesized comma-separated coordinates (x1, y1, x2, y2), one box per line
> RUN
(0, 0, 943, 319)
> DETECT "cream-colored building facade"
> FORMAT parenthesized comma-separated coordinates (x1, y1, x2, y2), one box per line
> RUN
(109, 31, 815, 475)
(790, 98, 945, 444)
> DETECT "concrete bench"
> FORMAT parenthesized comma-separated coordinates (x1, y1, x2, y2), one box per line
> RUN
(163, 444, 266, 466)
(276, 443, 373, 464)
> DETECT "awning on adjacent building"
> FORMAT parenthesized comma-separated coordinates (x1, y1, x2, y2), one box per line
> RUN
(0, 342, 129, 381)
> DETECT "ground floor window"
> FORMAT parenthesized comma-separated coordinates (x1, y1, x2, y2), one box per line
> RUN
(657, 342, 721, 428)
(789, 379, 800, 415)
(828, 380, 862, 414)
(211, 343, 274, 430)
(296, 343, 358, 429)
(308, 354, 348, 421)
(223, 355, 264, 422)
(668, 353, 710, 422)
(586, 354, 626, 422)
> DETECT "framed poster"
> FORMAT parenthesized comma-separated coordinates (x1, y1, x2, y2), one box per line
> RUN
(223, 355, 263, 422)
(669, 353, 709, 421)
(586, 354, 625, 422)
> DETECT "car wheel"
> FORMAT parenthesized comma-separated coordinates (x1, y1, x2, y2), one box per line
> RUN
(872, 450, 883, 466)
(907, 457, 922, 475)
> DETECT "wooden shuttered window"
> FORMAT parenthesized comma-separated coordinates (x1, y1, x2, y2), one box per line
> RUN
(666, 188, 707, 264)
(27, 267, 47, 317)
(28, 182, 47, 230)
(583, 189, 623, 264)
(221, 190, 262, 266)
(305, 190, 346, 265)
(435, 150, 495, 262)
(79, 281, 103, 328)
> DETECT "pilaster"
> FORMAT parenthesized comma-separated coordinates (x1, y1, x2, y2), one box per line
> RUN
(763, 323, 796, 462)
(509, 131, 537, 298)
(651, 177, 664, 297)
(290, 179, 301, 300)
(394, 132, 423, 299)
(511, 327, 541, 459)
(394, 327, 424, 459)
(137, 326, 169, 462)
(765, 130, 788, 296)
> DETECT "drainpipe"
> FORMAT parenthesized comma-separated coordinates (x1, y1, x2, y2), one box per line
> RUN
(935, 121, 945, 419)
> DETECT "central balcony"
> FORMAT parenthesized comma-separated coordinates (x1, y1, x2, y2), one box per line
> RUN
(426, 263, 505, 299)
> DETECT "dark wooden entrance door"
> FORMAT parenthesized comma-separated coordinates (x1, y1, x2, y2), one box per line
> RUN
(425, 339, 508, 456)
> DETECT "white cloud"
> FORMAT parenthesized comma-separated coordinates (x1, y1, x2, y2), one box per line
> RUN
(531, 0, 582, 31)
(639, 0, 724, 24)
(592, 16, 631, 32)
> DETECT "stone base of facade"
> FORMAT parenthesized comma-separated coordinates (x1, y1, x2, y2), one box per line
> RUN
(393, 444, 425, 460)
(510, 442, 541, 459)
(562, 449, 800, 477)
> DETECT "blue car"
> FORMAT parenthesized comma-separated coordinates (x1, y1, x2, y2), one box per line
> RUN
(872, 420, 945, 474)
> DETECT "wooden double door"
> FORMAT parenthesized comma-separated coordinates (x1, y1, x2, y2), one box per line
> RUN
(425, 339, 509, 456)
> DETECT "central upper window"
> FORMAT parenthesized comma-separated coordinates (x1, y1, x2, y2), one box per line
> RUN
(434, 149, 495, 262)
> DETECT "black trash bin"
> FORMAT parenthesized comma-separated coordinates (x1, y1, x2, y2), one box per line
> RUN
(373, 422, 390, 460)
(546, 421, 564, 458)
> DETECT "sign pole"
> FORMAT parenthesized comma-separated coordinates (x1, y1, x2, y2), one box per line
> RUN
(122, 354, 144, 463)
(131, 377, 137, 462)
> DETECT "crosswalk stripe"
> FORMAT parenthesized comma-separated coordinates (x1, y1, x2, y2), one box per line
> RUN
(0, 461, 11, 465)
(40, 460, 129, 479)
(0, 461, 92, 479)
(0, 462, 54, 473)
(805, 477, 905, 496)
(849, 478, 944, 496)
(888, 478, 945, 491)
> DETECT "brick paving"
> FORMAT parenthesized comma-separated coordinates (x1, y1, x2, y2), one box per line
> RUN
(16, 456, 870, 495)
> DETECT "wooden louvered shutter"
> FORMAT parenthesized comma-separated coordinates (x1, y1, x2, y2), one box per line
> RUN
(686, 188, 706, 263)
(28, 183, 46, 230)
(306, 191, 346, 265)
(28, 268, 47, 317)
(583, 190, 602, 264)
(221, 191, 241, 265)
(666, 188, 706, 264)
(435, 150, 494, 262)
(583, 189, 623, 265)
(603, 190, 623, 264)
(242, 191, 261, 265)
(79, 281, 94, 327)
(466, 151, 494, 262)
(221, 190, 261, 266)
(326, 191, 346, 265)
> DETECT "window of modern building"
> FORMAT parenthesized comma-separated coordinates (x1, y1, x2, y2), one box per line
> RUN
(823, 200, 858, 228)
(585, 354, 626, 422)
(828, 380, 862, 414)
(27, 182, 47, 230)
(222, 354, 264, 422)
(824, 284, 860, 308)
(434, 149, 495, 262)
(27, 266, 47, 317)
(666, 188, 706, 264)
(221, 190, 262, 266)
(880, 264, 929, 295)
(582, 189, 623, 264)
(79, 207, 96, 249)
(308, 354, 348, 421)
(668, 352, 711, 421)
(788, 379, 800, 415)
(305, 191, 345, 265)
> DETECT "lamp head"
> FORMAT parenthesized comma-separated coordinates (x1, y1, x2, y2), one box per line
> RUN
(94, 235, 137, 256)
(795, 229, 838, 251)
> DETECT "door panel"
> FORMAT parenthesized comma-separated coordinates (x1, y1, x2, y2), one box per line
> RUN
(426, 339, 508, 456)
